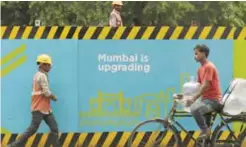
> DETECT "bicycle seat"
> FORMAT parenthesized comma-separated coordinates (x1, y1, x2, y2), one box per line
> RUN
(204, 103, 224, 116)
(214, 103, 224, 113)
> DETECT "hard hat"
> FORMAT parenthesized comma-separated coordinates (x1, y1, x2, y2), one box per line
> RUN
(112, 1, 123, 6)
(36, 54, 52, 65)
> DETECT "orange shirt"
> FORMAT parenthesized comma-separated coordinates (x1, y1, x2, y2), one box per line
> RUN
(31, 71, 51, 114)
(197, 61, 222, 100)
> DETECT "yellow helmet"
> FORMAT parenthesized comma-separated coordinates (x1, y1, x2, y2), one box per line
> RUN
(36, 54, 52, 65)
(112, 1, 123, 6)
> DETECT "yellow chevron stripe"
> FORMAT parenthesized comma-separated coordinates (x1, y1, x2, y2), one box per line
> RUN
(132, 132, 145, 146)
(242, 136, 246, 147)
(117, 132, 131, 146)
(1, 44, 26, 66)
(113, 27, 126, 39)
(180, 131, 187, 141)
(141, 27, 155, 39)
(237, 27, 246, 40)
(34, 26, 45, 39)
(15, 134, 21, 142)
(213, 27, 226, 39)
(1, 26, 246, 40)
(145, 131, 160, 146)
(98, 27, 111, 39)
(22, 26, 32, 39)
(83, 27, 97, 39)
(60, 26, 71, 39)
(25, 134, 37, 147)
(127, 27, 141, 39)
(185, 27, 198, 39)
(227, 27, 237, 39)
(199, 27, 212, 39)
(58, 132, 62, 139)
(160, 131, 173, 146)
(170, 27, 183, 39)
(1, 26, 7, 39)
(234, 132, 240, 138)
(72, 27, 82, 39)
(102, 132, 117, 147)
(156, 27, 169, 39)
(47, 26, 58, 39)
(9, 26, 20, 39)
(1, 56, 27, 77)
(88, 132, 102, 146)
(187, 131, 200, 147)
(62, 133, 74, 147)
(76, 133, 88, 146)
(38, 134, 49, 147)
(1, 131, 243, 146)
(2, 134, 11, 146)
(219, 131, 230, 141)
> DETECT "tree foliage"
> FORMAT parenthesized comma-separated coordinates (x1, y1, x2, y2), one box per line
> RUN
(1, 1, 246, 26)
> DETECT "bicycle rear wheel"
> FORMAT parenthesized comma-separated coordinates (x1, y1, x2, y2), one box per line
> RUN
(211, 117, 246, 147)
(127, 118, 182, 147)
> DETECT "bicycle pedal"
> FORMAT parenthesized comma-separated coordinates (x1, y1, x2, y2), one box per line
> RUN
(196, 138, 211, 147)
(195, 142, 206, 147)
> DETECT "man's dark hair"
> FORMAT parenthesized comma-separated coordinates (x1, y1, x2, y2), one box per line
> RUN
(37, 62, 40, 65)
(194, 44, 210, 57)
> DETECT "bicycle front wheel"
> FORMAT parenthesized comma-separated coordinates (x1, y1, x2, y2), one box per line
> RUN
(127, 119, 182, 147)
(211, 117, 246, 147)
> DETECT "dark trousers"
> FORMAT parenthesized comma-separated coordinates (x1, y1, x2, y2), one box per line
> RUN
(11, 111, 60, 147)
(190, 98, 221, 131)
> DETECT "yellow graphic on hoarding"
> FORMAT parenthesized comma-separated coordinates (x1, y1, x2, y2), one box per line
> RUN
(0, 44, 27, 78)
(80, 89, 174, 118)
(79, 73, 191, 127)
(0, 128, 11, 134)
(234, 40, 246, 79)
(233, 40, 246, 131)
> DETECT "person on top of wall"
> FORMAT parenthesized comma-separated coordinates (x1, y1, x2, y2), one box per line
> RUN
(185, 44, 222, 138)
(109, 1, 123, 27)
(8, 54, 61, 147)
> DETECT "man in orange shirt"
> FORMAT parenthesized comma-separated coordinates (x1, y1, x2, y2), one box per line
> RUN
(8, 54, 60, 147)
(186, 44, 222, 138)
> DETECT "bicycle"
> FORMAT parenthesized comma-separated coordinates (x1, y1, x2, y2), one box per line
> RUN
(127, 80, 246, 147)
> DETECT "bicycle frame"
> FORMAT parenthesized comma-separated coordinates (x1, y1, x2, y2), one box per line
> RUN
(162, 79, 246, 142)
(164, 99, 246, 143)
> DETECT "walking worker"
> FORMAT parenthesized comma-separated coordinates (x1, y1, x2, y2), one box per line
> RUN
(8, 54, 61, 147)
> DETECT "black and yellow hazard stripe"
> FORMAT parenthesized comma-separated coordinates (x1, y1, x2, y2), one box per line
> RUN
(1, 131, 243, 147)
(1, 26, 246, 40)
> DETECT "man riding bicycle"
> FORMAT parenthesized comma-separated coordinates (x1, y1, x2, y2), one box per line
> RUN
(184, 44, 222, 138)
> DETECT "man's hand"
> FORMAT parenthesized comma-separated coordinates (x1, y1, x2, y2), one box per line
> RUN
(51, 94, 57, 101)
(46, 94, 57, 101)
(52, 96, 57, 101)
(177, 93, 183, 99)
(174, 93, 183, 100)
(185, 96, 195, 107)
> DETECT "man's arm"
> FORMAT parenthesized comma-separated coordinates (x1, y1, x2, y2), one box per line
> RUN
(193, 66, 213, 100)
(39, 74, 56, 101)
(193, 80, 210, 100)
(197, 70, 201, 84)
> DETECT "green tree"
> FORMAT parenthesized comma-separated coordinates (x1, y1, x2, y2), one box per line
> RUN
(1, 1, 246, 26)
(1, 1, 30, 25)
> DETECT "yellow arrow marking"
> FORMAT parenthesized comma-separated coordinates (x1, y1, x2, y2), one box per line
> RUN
(1, 56, 27, 78)
(1, 44, 26, 66)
